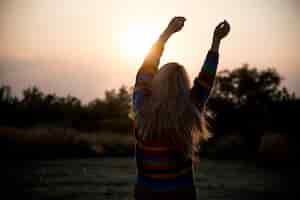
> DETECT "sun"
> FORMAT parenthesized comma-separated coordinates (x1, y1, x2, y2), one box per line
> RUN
(119, 23, 159, 61)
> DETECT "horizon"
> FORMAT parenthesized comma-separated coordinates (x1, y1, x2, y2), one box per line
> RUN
(1, 0, 299, 103)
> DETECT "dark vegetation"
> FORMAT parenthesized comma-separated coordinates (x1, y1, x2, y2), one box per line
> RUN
(0, 65, 299, 162)
(206, 65, 298, 163)
(0, 85, 131, 132)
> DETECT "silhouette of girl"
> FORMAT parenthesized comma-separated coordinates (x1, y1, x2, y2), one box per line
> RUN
(132, 16, 230, 199)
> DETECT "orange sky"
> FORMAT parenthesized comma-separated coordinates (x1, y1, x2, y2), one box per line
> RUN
(0, 0, 299, 102)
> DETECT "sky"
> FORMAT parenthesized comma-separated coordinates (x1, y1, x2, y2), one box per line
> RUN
(0, 0, 299, 103)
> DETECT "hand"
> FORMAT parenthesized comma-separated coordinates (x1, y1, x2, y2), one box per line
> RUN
(213, 20, 230, 41)
(165, 16, 186, 35)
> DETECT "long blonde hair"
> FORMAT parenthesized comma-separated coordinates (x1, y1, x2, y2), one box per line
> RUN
(136, 62, 211, 160)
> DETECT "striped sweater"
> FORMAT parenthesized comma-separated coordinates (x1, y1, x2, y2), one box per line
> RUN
(132, 39, 219, 199)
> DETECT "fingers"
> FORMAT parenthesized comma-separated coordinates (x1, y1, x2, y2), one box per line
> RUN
(224, 20, 231, 32)
(176, 19, 185, 27)
(222, 20, 230, 28)
(171, 16, 186, 24)
(215, 22, 224, 30)
(216, 20, 227, 29)
(222, 20, 230, 35)
(215, 20, 230, 33)
(167, 16, 186, 33)
(172, 16, 186, 21)
(177, 16, 186, 22)
(213, 20, 230, 40)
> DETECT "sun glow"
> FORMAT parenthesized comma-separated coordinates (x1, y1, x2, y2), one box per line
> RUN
(119, 23, 160, 62)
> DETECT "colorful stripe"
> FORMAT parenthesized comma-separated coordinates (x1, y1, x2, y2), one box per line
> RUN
(137, 172, 194, 191)
(139, 167, 192, 180)
(134, 184, 196, 199)
(133, 91, 145, 113)
(190, 51, 219, 104)
(133, 50, 218, 197)
(197, 78, 212, 90)
(137, 73, 154, 81)
(136, 142, 171, 151)
(198, 71, 215, 85)
(202, 63, 217, 75)
(137, 159, 191, 173)
(202, 51, 219, 75)
(135, 136, 194, 191)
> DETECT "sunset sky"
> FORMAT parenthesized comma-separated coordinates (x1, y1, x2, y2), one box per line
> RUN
(0, 0, 299, 103)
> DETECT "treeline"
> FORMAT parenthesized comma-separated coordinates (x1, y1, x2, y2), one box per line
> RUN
(209, 65, 298, 134)
(0, 85, 132, 133)
(1, 64, 299, 139)
(206, 65, 299, 159)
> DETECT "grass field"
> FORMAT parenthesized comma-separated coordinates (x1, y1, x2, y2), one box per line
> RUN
(1, 157, 291, 200)
(0, 126, 134, 156)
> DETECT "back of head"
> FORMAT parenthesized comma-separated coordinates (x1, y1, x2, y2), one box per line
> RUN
(137, 62, 210, 158)
(152, 62, 190, 101)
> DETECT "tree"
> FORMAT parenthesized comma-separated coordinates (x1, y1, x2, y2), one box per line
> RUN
(211, 64, 289, 106)
(0, 85, 12, 103)
(207, 65, 297, 157)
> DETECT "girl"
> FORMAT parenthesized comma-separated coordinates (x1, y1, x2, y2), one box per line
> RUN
(132, 17, 230, 199)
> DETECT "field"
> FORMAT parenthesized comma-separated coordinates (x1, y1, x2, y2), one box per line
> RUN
(1, 157, 290, 200)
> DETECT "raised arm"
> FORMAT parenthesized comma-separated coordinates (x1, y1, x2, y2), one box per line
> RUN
(191, 20, 230, 107)
(133, 17, 186, 112)
(136, 17, 186, 79)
